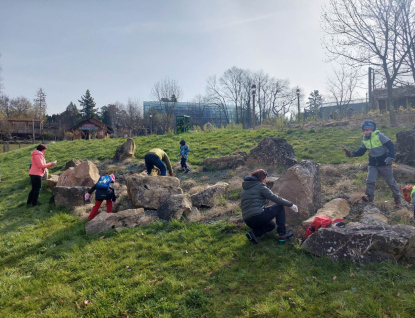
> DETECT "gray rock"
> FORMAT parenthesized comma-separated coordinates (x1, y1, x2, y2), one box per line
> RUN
(360, 205, 389, 225)
(57, 161, 100, 187)
(126, 174, 182, 209)
(272, 160, 321, 224)
(245, 137, 297, 169)
(301, 222, 415, 263)
(202, 151, 247, 171)
(65, 158, 84, 170)
(157, 194, 192, 220)
(46, 174, 59, 189)
(396, 130, 415, 166)
(85, 208, 156, 234)
(393, 163, 415, 183)
(54, 186, 93, 207)
(113, 138, 136, 162)
(186, 207, 202, 223)
(191, 182, 229, 208)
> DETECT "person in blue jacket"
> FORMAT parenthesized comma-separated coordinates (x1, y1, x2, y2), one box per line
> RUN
(179, 139, 190, 173)
(342, 120, 402, 206)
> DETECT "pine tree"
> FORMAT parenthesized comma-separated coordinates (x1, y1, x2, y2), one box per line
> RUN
(79, 89, 97, 119)
(307, 90, 323, 113)
(33, 88, 47, 119)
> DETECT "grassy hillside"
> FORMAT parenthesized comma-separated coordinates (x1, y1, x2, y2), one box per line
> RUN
(1, 126, 414, 317)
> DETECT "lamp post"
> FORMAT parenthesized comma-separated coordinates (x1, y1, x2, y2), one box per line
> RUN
(251, 84, 256, 129)
(296, 88, 300, 123)
(149, 114, 153, 135)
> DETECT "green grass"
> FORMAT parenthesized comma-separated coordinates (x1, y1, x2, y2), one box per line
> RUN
(1, 126, 414, 317)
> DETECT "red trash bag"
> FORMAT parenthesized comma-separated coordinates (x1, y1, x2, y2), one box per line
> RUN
(304, 216, 345, 239)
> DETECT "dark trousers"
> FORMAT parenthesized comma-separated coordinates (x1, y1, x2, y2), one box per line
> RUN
(244, 204, 286, 237)
(27, 175, 42, 206)
(180, 158, 188, 169)
(145, 154, 167, 176)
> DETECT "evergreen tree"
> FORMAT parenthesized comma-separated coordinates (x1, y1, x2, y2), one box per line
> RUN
(79, 89, 97, 119)
(33, 88, 47, 119)
(306, 90, 323, 113)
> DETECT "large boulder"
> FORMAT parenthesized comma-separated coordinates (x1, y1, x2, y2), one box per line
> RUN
(54, 186, 92, 207)
(202, 151, 247, 171)
(57, 161, 100, 187)
(393, 163, 415, 183)
(65, 158, 84, 170)
(302, 198, 350, 226)
(359, 205, 389, 225)
(395, 130, 415, 166)
(272, 160, 321, 224)
(191, 182, 229, 208)
(157, 194, 192, 220)
(126, 174, 182, 209)
(85, 208, 156, 234)
(113, 138, 136, 162)
(301, 222, 415, 263)
(46, 174, 59, 189)
(245, 137, 297, 169)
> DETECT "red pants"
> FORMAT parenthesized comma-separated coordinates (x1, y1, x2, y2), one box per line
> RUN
(88, 200, 113, 221)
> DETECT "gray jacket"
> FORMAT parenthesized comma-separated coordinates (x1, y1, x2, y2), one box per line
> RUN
(241, 176, 293, 221)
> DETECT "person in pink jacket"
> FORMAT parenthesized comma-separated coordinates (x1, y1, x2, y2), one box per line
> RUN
(27, 144, 56, 206)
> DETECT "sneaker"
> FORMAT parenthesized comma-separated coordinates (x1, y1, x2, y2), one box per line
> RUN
(278, 230, 294, 242)
(246, 231, 258, 244)
(361, 195, 373, 203)
(178, 168, 184, 171)
(184, 168, 190, 173)
(394, 197, 402, 208)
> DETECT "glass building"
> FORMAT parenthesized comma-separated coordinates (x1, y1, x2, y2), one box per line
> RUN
(143, 101, 236, 127)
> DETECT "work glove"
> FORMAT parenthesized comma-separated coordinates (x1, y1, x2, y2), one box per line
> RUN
(84, 193, 90, 201)
(342, 148, 353, 158)
(385, 157, 394, 165)
(291, 204, 299, 213)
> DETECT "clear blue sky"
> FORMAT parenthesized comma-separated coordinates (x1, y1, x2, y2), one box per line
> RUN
(1, 0, 349, 115)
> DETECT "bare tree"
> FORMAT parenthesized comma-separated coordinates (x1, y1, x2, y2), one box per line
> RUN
(10, 96, 32, 117)
(400, 0, 415, 83)
(322, 0, 412, 126)
(0, 53, 3, 96)
(205, 75, 231, 125)
(264, 78, 296, 118)
(150, 77, 183, 133)
(252, 70, 270, 124)
(125, 98, 143, 136)
(326, 65, 362, 117)
(219, 66, 245, 124)
(0, 94, 12, 118)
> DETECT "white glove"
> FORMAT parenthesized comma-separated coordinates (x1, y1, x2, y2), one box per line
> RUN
(291, 204, 299, 213)
(85, 193, 90, 201)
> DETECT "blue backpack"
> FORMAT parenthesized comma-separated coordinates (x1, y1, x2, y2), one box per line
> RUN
(96, 175, 112, 190)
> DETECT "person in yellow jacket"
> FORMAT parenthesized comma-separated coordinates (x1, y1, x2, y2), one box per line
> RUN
(144, 148, 174, 176)
(342, 120, 401, 206)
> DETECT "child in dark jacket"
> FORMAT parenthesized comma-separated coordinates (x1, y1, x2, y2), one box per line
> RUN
(85, 174, 116, 221)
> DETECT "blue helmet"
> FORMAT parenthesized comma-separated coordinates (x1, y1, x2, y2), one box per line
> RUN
(361, 120, 376, 131)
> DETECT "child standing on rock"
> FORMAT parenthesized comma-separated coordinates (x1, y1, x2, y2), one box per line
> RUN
(179, 139, 190, 173)
(85, 174, 116, 221)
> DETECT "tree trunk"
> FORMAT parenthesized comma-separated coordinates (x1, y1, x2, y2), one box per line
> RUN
(386, 83, 397, 126)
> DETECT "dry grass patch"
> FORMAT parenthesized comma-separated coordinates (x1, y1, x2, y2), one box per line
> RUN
(181, 179, 197, 191)
(349, 192, 365, 205)
(188, 185, 205, 195)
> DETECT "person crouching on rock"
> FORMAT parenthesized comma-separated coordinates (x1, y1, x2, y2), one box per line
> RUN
(85, 174, 117, 221)
(241, 169, 298, 244)
(144, 148, 174, 176)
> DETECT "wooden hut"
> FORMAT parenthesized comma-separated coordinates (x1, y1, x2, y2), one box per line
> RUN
(69, 118, 113, 140)
(372, 85, 415, 112)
